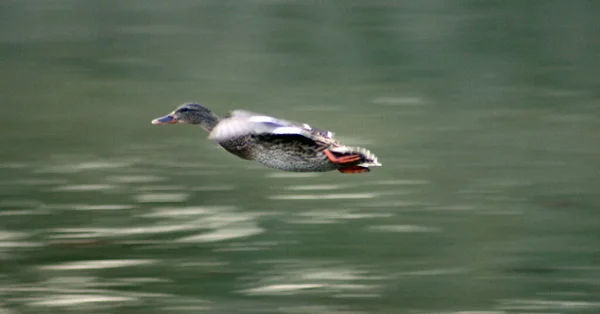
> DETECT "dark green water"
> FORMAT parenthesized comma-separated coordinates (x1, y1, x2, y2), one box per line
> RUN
(1, 1, 600, 313)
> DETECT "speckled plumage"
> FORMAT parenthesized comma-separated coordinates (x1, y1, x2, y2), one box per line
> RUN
(152, 103, 381, 173)
(227, 134, 337, 172)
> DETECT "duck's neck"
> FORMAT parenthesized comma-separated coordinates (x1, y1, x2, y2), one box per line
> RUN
(195, 111, 221, 132)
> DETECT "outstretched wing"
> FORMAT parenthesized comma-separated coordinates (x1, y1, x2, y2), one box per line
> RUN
(208, 110, 334, 142)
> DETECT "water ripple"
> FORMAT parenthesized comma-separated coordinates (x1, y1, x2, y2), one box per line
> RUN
(0, 241, 42, 248)
(142, 206, 235, 218)
(134, 193, 189, 203)
(50, 225, 196, 238)
(16, 178, 69, 186)
(107, 175, 165, 183)
(36, 161, 133, 174)
(177, 225, 264, 243)
(29, 295, 136, 307)
(0, 209, 50, 216)
(285, 210, 392, 225)
(242, 284, 325, 295)
(74, 204, 135, 211)
(283, 184, 345, 191)
(134, 185, 186, 192)
(70, 161, 133, 171)
(266, 172, 322, 178)
(368, 225, 440, 233)
(0, 162, 28, 169)
(0, 200, 43, 208)
(367, 179, 429, 185)
(372, 96, 426, 106)
(191, 185, 235, 191)
(40, 259, 156, 270)
(498, 299, 600, 312)
(0, 231, 29, 240)
(269, 193, 377, 200)
(240, 260, 383, 298)
(52, 184, 118, 192)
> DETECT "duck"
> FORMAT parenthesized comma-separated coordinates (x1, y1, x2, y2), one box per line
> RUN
(151, 103, 381, 174)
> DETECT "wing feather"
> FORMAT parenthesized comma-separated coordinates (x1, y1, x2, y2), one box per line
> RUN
(208, 110, 332, 142)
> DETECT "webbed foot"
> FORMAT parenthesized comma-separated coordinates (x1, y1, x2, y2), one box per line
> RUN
(338, 166, 370, 174)
(323, 149, 362, 164)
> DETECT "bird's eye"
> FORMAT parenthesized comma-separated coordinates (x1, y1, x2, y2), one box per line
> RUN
(179, 108, 189, 113)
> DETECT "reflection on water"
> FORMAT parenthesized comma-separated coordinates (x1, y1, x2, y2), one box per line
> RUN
(40, 259, 157, 270)
(240, 260, 383, 298)
(134, 193, 189, 203)
(3, 148, 598, 313)
(2, 1, 600, 313)
(269, 193, 378, 200)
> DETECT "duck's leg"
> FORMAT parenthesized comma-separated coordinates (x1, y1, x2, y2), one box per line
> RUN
(338, 166, 370, 174)
(323, 149, 362, 164)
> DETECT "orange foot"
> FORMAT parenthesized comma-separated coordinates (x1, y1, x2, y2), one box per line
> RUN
(338, 166, 370, 174)
(323, 149, 362, 164)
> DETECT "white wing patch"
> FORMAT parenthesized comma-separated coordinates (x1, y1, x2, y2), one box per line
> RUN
(229, 110, 261, 118)
(271, 127, 309, 135)
(208, 110, 320, 142)
(248, 115, 280, 123)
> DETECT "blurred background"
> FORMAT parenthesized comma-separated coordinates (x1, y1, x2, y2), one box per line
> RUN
(1, 1, 600, 313)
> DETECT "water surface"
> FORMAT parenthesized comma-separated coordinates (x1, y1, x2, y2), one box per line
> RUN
(1, 1, 600, 313)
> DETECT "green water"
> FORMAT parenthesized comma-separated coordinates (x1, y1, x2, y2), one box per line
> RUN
(1, 1, 600, 313)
